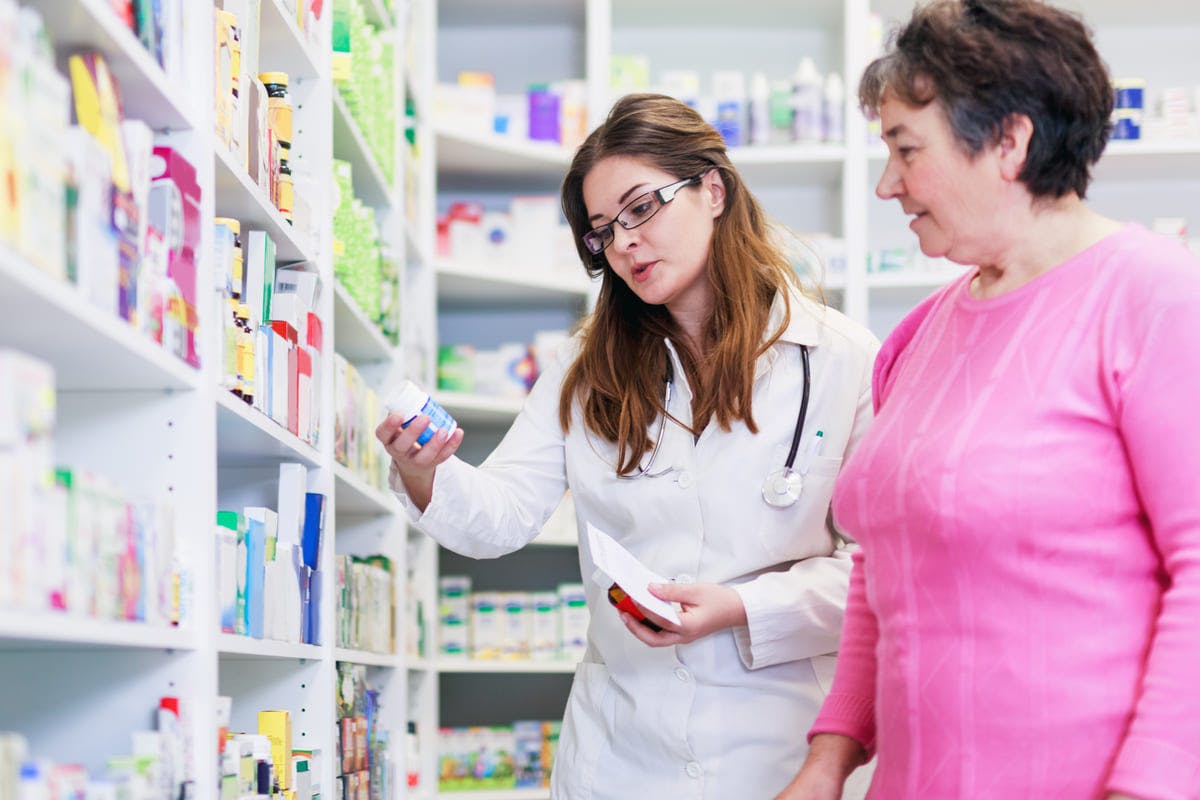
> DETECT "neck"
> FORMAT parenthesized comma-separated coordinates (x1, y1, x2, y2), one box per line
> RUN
(668, 294, 713, 356)
(971, 196, 1123, 299)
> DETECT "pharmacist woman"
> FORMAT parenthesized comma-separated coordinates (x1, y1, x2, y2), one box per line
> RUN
(377, 94, 878, 800)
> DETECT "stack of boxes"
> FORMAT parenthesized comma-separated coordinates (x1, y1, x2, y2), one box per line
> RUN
(337, 554, 395, 654)
(336, 663, 391, 800)
(333, 0, 397, 182)
(438, 576, 588, 662)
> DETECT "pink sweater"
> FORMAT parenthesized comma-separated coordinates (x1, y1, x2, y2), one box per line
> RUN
(812, 225, 1200, 799)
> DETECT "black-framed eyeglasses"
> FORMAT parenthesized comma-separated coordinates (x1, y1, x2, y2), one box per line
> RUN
(582, 173, 705, 255)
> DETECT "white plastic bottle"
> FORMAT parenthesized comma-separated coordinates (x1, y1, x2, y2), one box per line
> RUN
(791, 57, 823, 143)
(388, 380, 459, 445)
(406, 721, 421, 788)
(748, 71, 771, 146)
(712, 70, 746, 147)
(823, 72, 845, 143)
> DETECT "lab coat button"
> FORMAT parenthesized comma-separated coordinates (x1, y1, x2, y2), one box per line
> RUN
(674, 667, 690, 682)
(676, 470, 694, 489)
(686, 761, 702, 779)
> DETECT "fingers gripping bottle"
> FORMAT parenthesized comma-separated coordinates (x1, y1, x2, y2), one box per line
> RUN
(388, 380, 458, 445)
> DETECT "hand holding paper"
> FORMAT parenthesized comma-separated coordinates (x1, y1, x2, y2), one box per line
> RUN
(586, 523, 682, 626)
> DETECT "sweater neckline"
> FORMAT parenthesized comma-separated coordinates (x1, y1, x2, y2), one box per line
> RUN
(953, 223, 1138, 313)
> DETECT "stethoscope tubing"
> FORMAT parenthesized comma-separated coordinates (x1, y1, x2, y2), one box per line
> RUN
(620, 344, 811, 479)
(784, 345, 811, 471)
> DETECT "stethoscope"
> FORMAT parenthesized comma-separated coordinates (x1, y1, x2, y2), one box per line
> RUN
(620, 345, 812, 508)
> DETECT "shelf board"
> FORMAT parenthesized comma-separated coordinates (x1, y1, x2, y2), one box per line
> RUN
(438, 791, 549, 800)
(528, 535, 578, 548)
(26, 0, 196, 131)
(218, 633, 323, 660)
(0, 611, 194, 651)
(435, 125, 572, 182)
(213, 143, 316, 264)
(334, 90, 395, 209)
(729, 143, 846, 186)
(433, 391, 525, 427)
(1095, 140, 1200, 182)
(335, 647, 401, 667)
(436, 658, 577, 674)
(613, 0, 841, 28)
(872, 0, 1200, 26)
(334, 461, 399, 516)
(0, 246, 202, 392)
(436, 260, 592, 307)
(407, 656, 436, 672)
(439, 0, 582, 26)
(216, 391, 323, 467)
(259, 0, 323, 81)
(869, 139, 1200, 182)
(333, 281, 396, 363)
(865, 271, 963, 290)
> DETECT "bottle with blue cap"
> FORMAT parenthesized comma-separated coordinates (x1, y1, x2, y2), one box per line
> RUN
(388, 380, 458, 445)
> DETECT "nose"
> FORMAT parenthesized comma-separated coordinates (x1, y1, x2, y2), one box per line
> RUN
(611, 221, 640, 252)
(876, 158, 904, 201)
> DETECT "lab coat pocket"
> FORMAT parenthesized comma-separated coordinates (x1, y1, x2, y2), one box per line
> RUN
(759, 455, 843, 563)
(552, 661, 616, 800)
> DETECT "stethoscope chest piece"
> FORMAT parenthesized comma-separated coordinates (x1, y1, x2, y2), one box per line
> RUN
(761, 466, 803, 508)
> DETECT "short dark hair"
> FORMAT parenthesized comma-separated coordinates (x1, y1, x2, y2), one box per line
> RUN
(859, 0, 1113, 199)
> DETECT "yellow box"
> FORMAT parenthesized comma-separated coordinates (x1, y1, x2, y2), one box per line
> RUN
(258, 710, 293, 790)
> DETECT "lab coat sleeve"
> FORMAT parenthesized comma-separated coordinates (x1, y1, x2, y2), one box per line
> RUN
(731, 375, 875, 669)
(388, 346, 572, 560)
(1105, 297, 1200, 799)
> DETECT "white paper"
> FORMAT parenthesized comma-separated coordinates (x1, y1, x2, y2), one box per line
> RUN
(586, 522, 682, 625)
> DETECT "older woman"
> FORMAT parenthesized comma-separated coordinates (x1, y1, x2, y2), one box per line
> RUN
(777, 2, 1200, 799)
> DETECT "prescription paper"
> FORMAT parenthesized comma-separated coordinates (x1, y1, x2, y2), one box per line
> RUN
(586, 522, 682, 625)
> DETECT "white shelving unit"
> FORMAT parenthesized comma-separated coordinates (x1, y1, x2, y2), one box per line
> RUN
(0, 246, 205, 391)
(23, 0, 199, 130)
(435, 259, 591, 306)
(439, 790, 549, 800)
(0, 610, 198, 652)
(434, 391, 526, 426)
(435, 660, 577, 675)
(0, 0, 426, 797)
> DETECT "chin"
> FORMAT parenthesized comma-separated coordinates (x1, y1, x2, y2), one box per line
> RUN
(916, 238, 950, 260)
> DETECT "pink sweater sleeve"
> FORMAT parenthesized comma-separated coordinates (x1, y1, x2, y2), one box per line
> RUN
(808, 546, 879, 755)
(1105, 295, 1200, 798)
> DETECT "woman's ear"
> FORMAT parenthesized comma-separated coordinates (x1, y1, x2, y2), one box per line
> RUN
(705, 168, 727, 218)
(998, 113, 1034, 182)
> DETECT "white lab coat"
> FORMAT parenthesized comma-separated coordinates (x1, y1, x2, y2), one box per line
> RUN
(392, 290, 879, 800)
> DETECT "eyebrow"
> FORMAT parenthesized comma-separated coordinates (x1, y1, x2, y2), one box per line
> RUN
(588, 183, 651, 223)
(883, 123, 909, 139)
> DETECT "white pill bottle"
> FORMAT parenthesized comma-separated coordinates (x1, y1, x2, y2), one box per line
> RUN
(388, 380, 459, 445)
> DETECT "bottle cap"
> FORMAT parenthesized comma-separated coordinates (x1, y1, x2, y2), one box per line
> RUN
(387, 380, 428, 417)
(258, 71, 289, 87)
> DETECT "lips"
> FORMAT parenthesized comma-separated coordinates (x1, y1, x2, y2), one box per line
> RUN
(632, 260, 657, 282)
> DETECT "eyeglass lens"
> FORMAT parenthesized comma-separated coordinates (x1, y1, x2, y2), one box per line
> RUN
(582, 174, 700, 255)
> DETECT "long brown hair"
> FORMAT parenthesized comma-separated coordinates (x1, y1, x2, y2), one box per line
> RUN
(559, 93, 804, 475)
